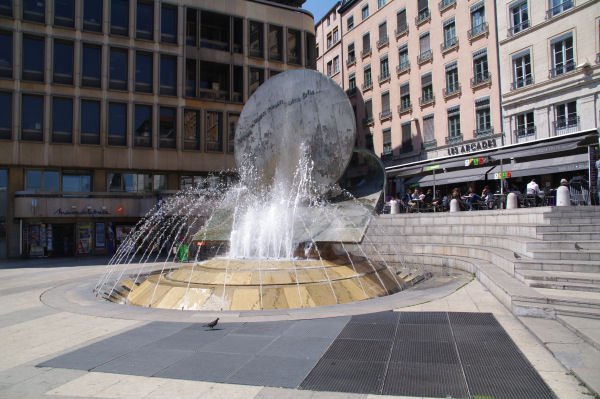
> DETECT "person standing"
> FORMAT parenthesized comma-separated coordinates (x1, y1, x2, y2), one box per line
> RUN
(526, 178, 540, 206)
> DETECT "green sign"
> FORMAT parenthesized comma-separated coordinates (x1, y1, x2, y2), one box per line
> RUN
(425, 164, 440, 171)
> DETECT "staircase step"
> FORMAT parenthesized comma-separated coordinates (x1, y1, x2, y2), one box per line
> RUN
(528, 249, 600, 261)
(527, 281, 600, 293)
(514, 259, 600, 273)
(537, 224, 600, 233)
(516, 270, 600, 284)
(533, 287, 600, 309)
(541, 232, 600, 241)
(557, 315, 600, 351)
(526, 240, 600, 251)
(513, 300, 600, 319)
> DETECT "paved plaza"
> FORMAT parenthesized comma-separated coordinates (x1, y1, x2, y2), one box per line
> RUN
(0, 257, 593, 399)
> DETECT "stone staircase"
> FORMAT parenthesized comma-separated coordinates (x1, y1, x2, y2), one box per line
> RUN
(349, 206, 600, 393)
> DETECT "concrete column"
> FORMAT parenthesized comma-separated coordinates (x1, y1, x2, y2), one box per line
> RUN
(506, 192, 518, 209)
(450, 198, 460, 212)
(556, 186, 570, 206)
(390, 200, 399, 214)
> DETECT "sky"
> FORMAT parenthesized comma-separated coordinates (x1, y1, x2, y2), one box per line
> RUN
(301, 0, 339, 23)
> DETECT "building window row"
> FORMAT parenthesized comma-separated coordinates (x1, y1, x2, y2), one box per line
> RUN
(514, 100, 578, 142)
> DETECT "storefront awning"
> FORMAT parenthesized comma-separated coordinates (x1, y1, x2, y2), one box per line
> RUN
(487, 153, 589, 179)
(413, 166, 494, 187)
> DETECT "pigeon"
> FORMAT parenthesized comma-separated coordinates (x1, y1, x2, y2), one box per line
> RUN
(574, 243, 582, 250)
(204, 318, 219, 329)
(513, 252, 521, 259)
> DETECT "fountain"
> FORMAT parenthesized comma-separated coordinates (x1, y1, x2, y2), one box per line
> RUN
(95, 69, 409, 311)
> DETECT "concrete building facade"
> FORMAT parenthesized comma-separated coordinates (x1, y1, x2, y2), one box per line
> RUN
(0, 0, 315, 258)
(315, 2, 344, 88)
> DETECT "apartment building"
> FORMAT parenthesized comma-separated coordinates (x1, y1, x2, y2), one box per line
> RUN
(0, 0, 315, 258)
(315, 2, 344, 88)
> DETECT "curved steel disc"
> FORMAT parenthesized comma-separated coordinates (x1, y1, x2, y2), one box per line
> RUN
(235, 69, 356, 191)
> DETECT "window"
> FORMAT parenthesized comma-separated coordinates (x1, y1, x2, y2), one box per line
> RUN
(135, 52, 153, 93)
(348, 42, 355, 63)
(418, 32, 431, 63)
(550, 34, 574, 77)
(417, 0, 429, 23)
(364, 98, 373, 123)
(378, 21, 387, 46)
(0, 31, 12, 78)
(249, 21, 264, 58)
(445, 61, 459, 95)
(516, 111, 535, 138)
(362, 32, 370, 55)
(26, 170, 59, 192)
(233, 65, 243, 102)
(442, 17, 457, 50)
(227, 113, 238, 154)
(402, 122, 413, 152)
(83, 0, 103, 32)
(233, 17, 243, 54)
(111, 0, 129, 36)
(316, 44, 319, 58)
(362, 4, 369, 20)
(185, 59, 196, 97)
(81, 100, 100, 144)
(205, 110, 223, 152)
(510, 1, 529, 35)
(0, 0, 12, 16)
(363, 64, 372, 88)
(306, 32, 316, 68)
(555, 101, 577, 130)
(53, 40, 73, 84)
(108, 102, 127, 146)
(0, 93, 11, 140)
(396, 9, 407, 34)
(23, 36, 44, 81)
(136, 1, 153, 40)
(379, 55, 389, 80)
(400, 83, 410, 110)
(82, 44, 101, 87)
(22, 95, 43, 141)
(327, 32, 332, 49)
(287, 28, 301, 65)
(381, 91, 390, 118)
(269, 25, 283, 61)
(398, 44, 409, 71)
(108, 173, 165, 192)
(200, 11, 230, 51)
(200, 61, 229, 100)
(421, 73, 433, 103)
(62, 173, 91, 192)
(327, 60, 332, 76)
(23, 0, 45, 23)
(347, 16, 354, 30)
(54, 0, 74, 27)
(161, 4, 177, 43)
(447, 106, 461, 140)
(512, 50, 532, 89)
(333, 56, 339, 74)
(134, 104, 152, 147)
(109, 47, 128, 90)
(348, 73, 356, 92)
(475, 97, 491, 136)
(382, 128, 392, 156)
(160, 55, 176, 95)
(422, 115, 434, 145)
(470, 2, 486, 37)
(333, 27, 339, 44)
(183, 109, 201, 150)
(52, 97, 72, 143)
(378, 0, 386, 8)
(248, 67, 264, 97)
(186, 8, 197, 46)
(159, 107, 176, 149)
(472, 49, 489, 85)
(548, 0, 573, 18)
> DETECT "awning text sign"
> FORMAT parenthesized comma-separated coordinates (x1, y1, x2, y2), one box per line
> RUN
(448, 138, 497, 156)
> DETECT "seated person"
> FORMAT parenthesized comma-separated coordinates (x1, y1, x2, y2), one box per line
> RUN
(450, 187, 466, 211)
(401, 188, 413, 211)
(423, 189, 434, 206)
(481, 186, 494, 209)
(526, 178, 541, 206)
(463, 186, 484, 210)
(408, 188, 425, 211)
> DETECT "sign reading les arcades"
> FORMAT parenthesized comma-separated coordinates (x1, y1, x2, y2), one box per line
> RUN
(447, 138, 497, 156)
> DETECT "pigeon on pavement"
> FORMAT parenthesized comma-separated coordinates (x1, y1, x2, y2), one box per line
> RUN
(204, 318, 219, 329)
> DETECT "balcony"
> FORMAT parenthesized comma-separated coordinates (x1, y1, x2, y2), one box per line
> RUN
(396, 61, 410, 75)
(553, 115, 579, 136)
(417, 49, 432, 65)
(363, 116, 374, 126)
(508, 20, 530, 36)
(397, 101, 412, 114)
(441, 37, 458, 53)
(395, 25, 408, 39)
(377, 36, 389, 49)
(361, 48, 372, 58)
(419, 94, 435, 107)
(468, 22, 488, 41)
(422, 139, 437, 150)
(415, 8, 430, 26)
(549, 60, 576, 78)
(514, 125, 536, 143)
(380, 109, 392, 121)
(378, 72, 390, 84)
(346, 56, 356, 67)
(438, 0, 456, 12)
(362, 80, 373, 91)
(474, 126, 494, 137)
(546, 0, 573, 19)
(445, 134, 462, 144)
(346, 87, 357, 97)
(381, 151, 394, 162)
(510, 75, 534, 90)
(443, 83, 461, 99)
(471, 72, 492, 89)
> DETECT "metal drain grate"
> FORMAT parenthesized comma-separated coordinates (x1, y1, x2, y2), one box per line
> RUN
(299, 359, 386, 394)
(382, 361, 469, 398)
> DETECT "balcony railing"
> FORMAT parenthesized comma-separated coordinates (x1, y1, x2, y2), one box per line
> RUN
(398, 101, 412, 114)
(474, 126, 494, 137)
(362, 80, 373, 91)
(377, 36, 389, 48)
(508, 20, 530, 36)
(380, 109, 392, 121)
(511, 75, 534, 90)
(549, 60, 576, 78)
(441, 37, 458, 52)
(419, 94, 435, 106)
(443, 83, 461, 98)
(515, 125, 536, 142)
(363, 116, 374, 126)
(417, 49, 432, 64)
(381, 151, 394, 162)
(415, 8, 430, 25)
(445, 134, 462, 144)
(361, 48, 372, 58)
(396, 61, 410, 74)
(553, 115, 579, 136)
(346, 56, 356, 67)
(468, 22, 488, 40)
(471, 72, 491, 88)
(395, 24, 408, 38)
(546, 0, 573, 19)
(438, 0, 456, 12)
(422, 139, 437, 149)
(378, 72, 390, 83)
(346, 87, 357, 96)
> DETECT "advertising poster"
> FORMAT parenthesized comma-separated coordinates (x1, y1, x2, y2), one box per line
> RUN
(29, 224, 44, 257)
(46, 224, 53, 252)
(95, 223, 106, 249)
(77, 223, 92, 255)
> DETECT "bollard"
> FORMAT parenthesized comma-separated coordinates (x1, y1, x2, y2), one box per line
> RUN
(556, 186, 571, 206)
(506, 192, 518, 209)
(450, 198, 460, 212)
(390, 200, 400, 214)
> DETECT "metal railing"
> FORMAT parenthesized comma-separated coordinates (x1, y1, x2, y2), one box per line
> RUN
(549, 60, 576, 78)
(471, 72, 491, 87)
(445, 134, 462, 144)
(395, 25, 408, 38)
(474, 127, 494, 137)
(361, 48, 372, 58)
(514, 125, 536, 139)
(415, 8, 430, 25)
(441, 37, 458, 52)
(346, 87, 357, 96)
(396, 61, 410, 74)
(546, 0, 573, 19)
(553, 115, 579, 135)
(439, 0, 456, 11)
(510, 75, 533, 90)
(362, 80, 373, 90)
(377, 36, 389, 48)
(419, 94, 435, 106)
(422, 139, 437, 149)
(508, 20, 530, 36)
(398, 101, 412, 113)
(468, 22, 488, 39)
(378, 72, 390, 83)
(362, 116, 374, 126)
(443, 83, 461, 97)
(346, 56, 356, 67)
(380, 109, 392, 121)
(417, 49, 432, 64)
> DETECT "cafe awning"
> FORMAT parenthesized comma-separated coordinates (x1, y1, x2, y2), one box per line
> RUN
(487, 153, 589, 179)
(415, 166, 494, 187)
